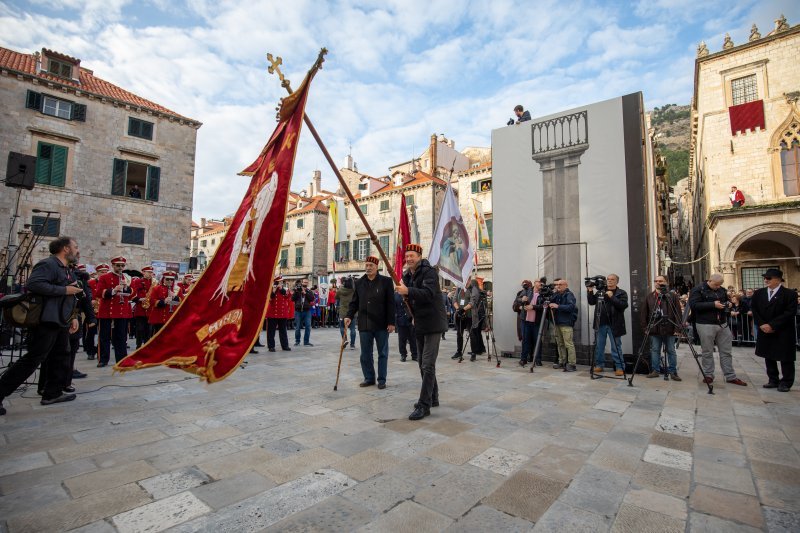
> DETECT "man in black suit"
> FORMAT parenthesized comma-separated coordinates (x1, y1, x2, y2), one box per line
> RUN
(345, 256, 395, 389)
(751, 268, 798, 392)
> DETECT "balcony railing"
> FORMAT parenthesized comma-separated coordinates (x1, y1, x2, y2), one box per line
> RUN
(531, 110, 589, 156)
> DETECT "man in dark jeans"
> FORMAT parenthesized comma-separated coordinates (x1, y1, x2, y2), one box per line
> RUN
(396, 244, 448, 420)
(345, 256, 395, 389)
(292, 278, 314, 346)
(0, 236, 84, 415)
(395, 292, 417, 362)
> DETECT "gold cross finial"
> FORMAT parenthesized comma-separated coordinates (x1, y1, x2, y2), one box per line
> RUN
(267, 53, 286, 84)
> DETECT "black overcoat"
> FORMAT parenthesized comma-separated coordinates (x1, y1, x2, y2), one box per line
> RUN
(750, 286, 798, 362)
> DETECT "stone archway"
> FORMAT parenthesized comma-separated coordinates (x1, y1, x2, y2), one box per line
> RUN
(723, 223, 800, 263)
(723, 223, 800, 289)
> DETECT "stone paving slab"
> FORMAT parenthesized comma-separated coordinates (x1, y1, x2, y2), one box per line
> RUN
(0, 330, 797, 531)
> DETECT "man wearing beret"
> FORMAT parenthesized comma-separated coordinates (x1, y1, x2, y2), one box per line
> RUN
(345, 256, 395, 389)
(396, 244, 448, 420)
(750, 268, 798, 392)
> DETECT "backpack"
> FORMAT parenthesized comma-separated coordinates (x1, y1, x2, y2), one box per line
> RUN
(0, 292, 42, 328)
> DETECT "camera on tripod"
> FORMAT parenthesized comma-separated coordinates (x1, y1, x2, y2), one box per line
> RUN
(539, 283, 556, 299)
(584, 275, 607, 292)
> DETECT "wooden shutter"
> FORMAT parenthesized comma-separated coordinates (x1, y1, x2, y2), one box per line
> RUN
(35, 143, 52, 184)
(112, 158, 127, 196)
(471, 181, 479, 193)
(50, 145, 68, 187)
(26, 90, 42, 110)
(146, 166, 160, 201)
(71, 103, 87, 122)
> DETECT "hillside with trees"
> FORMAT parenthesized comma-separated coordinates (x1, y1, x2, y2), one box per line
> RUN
(649, 104, 691, 185)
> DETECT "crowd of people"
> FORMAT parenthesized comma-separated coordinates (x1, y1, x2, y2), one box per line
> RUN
(1, 235, 798, 420)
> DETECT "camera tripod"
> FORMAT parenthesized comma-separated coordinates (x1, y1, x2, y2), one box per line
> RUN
(628, 289, 713, 394)
(588, 291, 626, 381)
(483, 310, 500, 367)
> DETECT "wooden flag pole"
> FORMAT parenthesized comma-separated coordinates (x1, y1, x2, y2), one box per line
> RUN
(268, 50, 404, 286)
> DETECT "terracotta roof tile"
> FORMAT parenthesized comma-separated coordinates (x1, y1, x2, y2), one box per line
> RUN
(0, 46, 199, 123)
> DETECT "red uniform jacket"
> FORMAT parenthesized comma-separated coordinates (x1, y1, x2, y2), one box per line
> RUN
(97, 272, 133, 319)
(131, 277, 153, 317)
(267, 287, 293, 319)
(88, 278, 100, 316)
(147, 284, 184, 325)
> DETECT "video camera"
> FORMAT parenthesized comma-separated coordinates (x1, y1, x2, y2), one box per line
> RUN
(584, 275, 607, 292)
(538, 277, 556, 299)
(507, 118, 515, 126)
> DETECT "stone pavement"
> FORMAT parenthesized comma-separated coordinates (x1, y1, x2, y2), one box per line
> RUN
(0, 327, 798, 532)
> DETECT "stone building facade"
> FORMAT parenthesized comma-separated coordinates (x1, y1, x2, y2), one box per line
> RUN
(687, 17, 800, 289)
(0, 46, 200, 278)
(454, 158, 493, 284)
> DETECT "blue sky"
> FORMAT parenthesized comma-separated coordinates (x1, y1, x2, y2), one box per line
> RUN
(2, 0, 798, 218)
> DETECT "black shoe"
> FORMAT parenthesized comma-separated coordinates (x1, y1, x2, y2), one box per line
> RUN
(350, 345, 356, 350)
(254, 342, 264, 347)
(37, 389, 43, 396)
(451, 353, 461, 360)
(268, 348, 276, 352)
(72, 370, 87, 379)
(763, 382, 779, 389)
(97, 362, 107, 368)
(470, 354, 477, 361)
(249, 348, 258, 354)
(359, 381, 375, 387)
(294, 342, 300, 346)
(565, 364, 577, 372)
(411, 357, 418, 361)
(282, 347, 292, 351)
(409, 406, 430, 420)
(535, 361, 543, 366)
(86, 355, 96, 360)
(778, 384, 791, 392)
(304, 343, 314, 347)
(64, 385, 76, 393)
(519, 360, 526, 367)
(377, 383, 386, 390)
(41, 393, 77, 405)
(400, 357, 407, 362)
(553, 363, 563, 369)
(432, 399, 439, 407)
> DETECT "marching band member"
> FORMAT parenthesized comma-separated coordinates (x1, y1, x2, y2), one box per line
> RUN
(131, 266, 154, 348)
(85, 263, 108, 360)
(147, 271, 182, 334)
(96, 257, 133, 367)
(177, 274, 194, 294)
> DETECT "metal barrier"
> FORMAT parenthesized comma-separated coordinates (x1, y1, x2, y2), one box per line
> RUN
(726, 313, 800, 348)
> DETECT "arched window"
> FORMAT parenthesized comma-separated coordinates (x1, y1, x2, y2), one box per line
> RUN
(779, 119, 800, 196)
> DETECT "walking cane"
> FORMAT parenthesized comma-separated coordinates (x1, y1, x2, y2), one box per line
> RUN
(333, 330, 348, 391)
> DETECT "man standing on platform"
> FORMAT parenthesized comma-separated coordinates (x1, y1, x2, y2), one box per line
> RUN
(751, 268, 798, 392)
(130, 265, 154, 349)
(345, 256, 395, 389)
(96, 257, 133, 367)
(396, 244, 448, 420)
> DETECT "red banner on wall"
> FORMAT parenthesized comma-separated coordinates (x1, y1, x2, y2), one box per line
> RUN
(115, 64, 319, 382)
(729, 99, 765, 135)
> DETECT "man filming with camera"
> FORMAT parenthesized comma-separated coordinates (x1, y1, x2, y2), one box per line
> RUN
(688, 273, 747, 386)
(586, 274, 628, 376)
(292, 278, 314, 347)
(642, 275, 683, 381)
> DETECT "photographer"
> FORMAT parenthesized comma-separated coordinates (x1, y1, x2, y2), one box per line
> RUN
(451, 284, 472, 360)
(0, 236, 83, 415)
(520, 279, 544, 367)
(512, 280, 532, 342)
(549, 279, 578, 372)
(688, 273, 747, 386)
(641, 275, 682, 380)
(292, 278, 314, 347)
(586, 274, 628, 376)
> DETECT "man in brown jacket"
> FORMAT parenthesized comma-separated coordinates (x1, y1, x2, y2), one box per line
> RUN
(641, 275, 684, 380)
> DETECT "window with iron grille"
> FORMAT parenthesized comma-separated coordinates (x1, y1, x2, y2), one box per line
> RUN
(731, 75, 757, 106)
(31, 216, 60, 237)
(121, 226, 145, 245)
(741, 266, 777, 290)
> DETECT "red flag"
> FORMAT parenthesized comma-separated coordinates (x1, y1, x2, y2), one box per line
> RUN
(394, 195, 411, 279)
(114, 65, 319, 382)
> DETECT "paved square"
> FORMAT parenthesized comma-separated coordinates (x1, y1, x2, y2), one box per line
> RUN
(0, 328, 798, 531)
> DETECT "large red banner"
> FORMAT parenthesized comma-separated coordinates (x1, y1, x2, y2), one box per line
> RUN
(394, 194, 411, 279)
(115, 66, 318, 382)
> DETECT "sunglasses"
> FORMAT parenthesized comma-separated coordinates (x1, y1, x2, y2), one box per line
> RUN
(763, 276, 773, 280)
(113, 264, 125, 267)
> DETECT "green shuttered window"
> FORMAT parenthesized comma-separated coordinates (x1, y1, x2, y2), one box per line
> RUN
(35, 142, 68, 187)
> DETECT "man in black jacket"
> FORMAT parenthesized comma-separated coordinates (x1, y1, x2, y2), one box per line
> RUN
(345, 256, 395, 389)
(587, 274, 628, 376)
(395, 292, 417, 362)
(751, 268, 798, 392)
(0, 236, 84, 415)
(396, 244, 448, 420)
(292, 278, 314, 346)
(641, 275, 683, 380)
(689, 273, 747, 386)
